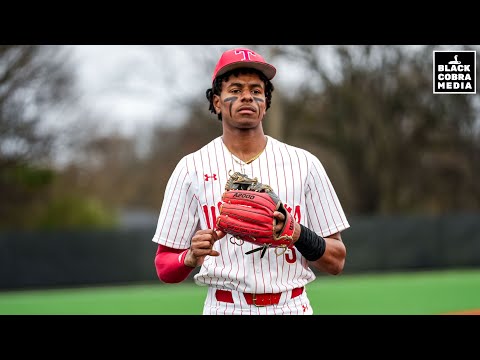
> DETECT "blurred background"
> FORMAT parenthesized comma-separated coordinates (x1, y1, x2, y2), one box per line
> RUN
(0, 45, 479, 313)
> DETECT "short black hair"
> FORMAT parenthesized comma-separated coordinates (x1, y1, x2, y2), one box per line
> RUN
(205, 67, 274, 121)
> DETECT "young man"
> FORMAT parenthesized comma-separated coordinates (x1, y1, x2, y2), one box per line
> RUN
(152, 47, 350, 315)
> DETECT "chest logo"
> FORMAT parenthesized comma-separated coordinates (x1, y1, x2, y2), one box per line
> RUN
(204, 174, 218, 181)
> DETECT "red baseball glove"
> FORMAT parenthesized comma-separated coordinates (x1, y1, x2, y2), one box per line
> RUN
(216, 171, 295, 257)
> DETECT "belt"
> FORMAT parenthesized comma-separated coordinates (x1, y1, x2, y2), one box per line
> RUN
(215, 287, 304, 307)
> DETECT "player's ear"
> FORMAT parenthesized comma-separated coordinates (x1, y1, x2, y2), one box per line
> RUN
(213, 95, 221, 114)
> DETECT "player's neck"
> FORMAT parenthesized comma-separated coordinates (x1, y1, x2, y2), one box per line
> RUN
(221, 132, 268, 164)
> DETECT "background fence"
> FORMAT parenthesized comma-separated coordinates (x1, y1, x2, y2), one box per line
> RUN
(1, 212, 479, 290)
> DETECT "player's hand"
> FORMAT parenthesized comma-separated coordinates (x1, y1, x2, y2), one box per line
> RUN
(184, 229, 226, 267)
(273, 210, 285, 233)
(274, 211, 301, 243)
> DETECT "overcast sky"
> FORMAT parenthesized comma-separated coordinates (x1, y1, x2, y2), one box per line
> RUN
(66, 45, 313, 136)
(48, 45, 475, 138)
(69, 45, 215, 134)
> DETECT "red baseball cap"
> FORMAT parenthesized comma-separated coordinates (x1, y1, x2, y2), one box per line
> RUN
(212, 48, 276, 82)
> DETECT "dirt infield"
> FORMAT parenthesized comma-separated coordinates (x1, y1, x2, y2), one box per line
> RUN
(442, 309, 480, 315)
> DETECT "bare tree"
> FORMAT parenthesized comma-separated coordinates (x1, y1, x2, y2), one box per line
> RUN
(280, 45, 480, 214)
(0, 45, 74, 228)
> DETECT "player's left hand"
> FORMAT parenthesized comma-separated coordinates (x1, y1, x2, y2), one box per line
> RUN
(274, 211, 300, 243)
(273, 211, 286, 233)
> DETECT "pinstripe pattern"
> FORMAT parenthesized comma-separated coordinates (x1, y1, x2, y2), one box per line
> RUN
(152, 135, 350, 314)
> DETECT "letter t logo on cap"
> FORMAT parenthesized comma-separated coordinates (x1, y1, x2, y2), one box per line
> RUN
(235, 49, 258, 61)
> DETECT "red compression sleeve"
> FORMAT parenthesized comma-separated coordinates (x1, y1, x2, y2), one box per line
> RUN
(154, 244, 194, 283)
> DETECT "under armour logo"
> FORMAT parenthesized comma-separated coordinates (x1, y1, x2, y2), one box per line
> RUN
(302, 304, 308, 312)
(204, 174, 217, 181)
(235, 49, 257, 61)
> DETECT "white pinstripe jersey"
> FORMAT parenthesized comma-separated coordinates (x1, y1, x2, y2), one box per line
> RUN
(152, 135, 350, 294)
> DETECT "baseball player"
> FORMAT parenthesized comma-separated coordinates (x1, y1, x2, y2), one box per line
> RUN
(152, 47, 350, 315)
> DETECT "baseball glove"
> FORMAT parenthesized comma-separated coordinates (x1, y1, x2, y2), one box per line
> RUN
(216, 171, 295, 258)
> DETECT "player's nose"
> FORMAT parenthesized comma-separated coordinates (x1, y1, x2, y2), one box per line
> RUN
(240, 89, 254, 101)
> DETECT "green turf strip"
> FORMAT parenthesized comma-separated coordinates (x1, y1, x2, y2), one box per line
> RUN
(0, 269, 478, 315)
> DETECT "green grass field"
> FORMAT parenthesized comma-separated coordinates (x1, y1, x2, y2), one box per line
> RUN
(0, 268, 479, 315)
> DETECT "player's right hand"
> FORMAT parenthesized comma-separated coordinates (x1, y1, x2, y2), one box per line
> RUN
(184, 229, 226, 267)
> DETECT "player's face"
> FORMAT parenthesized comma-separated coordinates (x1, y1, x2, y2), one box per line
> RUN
(213, 73, 267, 129)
